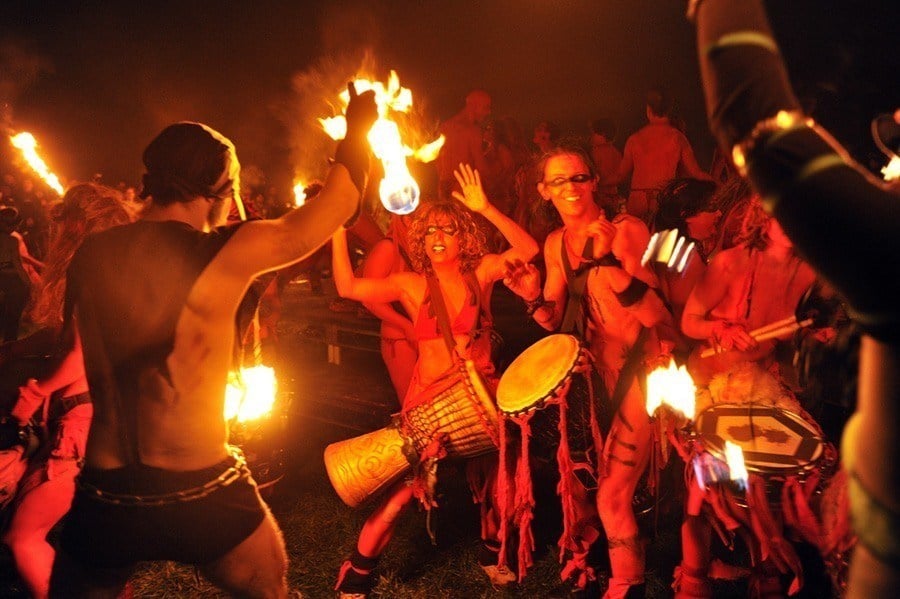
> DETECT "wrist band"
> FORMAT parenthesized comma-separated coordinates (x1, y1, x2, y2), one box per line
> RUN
(614, 277, 649, 308)
(524, 295, 549, 316)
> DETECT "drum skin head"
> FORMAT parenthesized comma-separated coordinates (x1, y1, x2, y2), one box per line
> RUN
(497, 334, 581, 414)
(696, 404, 824, 474)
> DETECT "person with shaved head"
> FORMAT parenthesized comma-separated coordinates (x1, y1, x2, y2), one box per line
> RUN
(437, 89, 493, 200)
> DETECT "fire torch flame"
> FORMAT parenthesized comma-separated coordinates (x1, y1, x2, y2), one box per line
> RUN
(412, 135, 446, 163)
(293, 181, 307, 207)
(724, 440, 749, 487)
(225, 365, 278, 423)
(882, 155, 900, 182)
(320, 70, 443, 215)
(10, 132, 64, 195)
(645, 358, 696, 420)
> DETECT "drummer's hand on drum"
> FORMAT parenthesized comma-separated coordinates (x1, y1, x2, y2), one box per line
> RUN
(451, 163, 489, 213)
(710, 320, 758, 353)
(585, 214, 617, 258)
(503, 258, 541, 300)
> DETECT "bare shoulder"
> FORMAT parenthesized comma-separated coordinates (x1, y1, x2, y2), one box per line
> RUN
(395, 271, 426, 303)
(708, 246, 749, 277)
(544, 228, 564, 257)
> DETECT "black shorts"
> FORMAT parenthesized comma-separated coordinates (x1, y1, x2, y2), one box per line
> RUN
(60, 454, 266, 568)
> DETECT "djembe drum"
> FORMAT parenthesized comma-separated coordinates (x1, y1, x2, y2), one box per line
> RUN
(495, 334, 600, 581)
(324, 359, 499, 507)
(496, 334, 596, 462)
(681, 364, 842, 596)
(695, 403, 827, 501)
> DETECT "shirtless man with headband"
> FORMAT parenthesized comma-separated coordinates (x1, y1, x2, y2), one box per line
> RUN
(49, 87, 377, 598)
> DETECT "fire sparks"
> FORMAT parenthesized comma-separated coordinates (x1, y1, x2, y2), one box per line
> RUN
(225, 365, 278, 423)
(319, 70, 444, 215)
(10, 132, 64, 195)
(645, 358, 696, 420)
(293, 182, 307, 206)
(882, 155, 900, 182)
(724, 440, 749, 486)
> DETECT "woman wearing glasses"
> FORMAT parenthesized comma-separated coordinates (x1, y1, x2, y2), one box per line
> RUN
(331, 163, 538, 598)
(504, 144, 671, 598)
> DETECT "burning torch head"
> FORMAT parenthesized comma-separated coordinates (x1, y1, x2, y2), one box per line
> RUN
(140, 122, 242, 215)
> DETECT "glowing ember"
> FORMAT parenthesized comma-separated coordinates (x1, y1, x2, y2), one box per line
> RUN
(882, 155, 900, 181)
(293, 182, 307, 207)
(645, 358, 696, 419)
(10, 132, 64, 195)
(225, 365, 277, 423)
(724, 440, 749, 486)
(320, 70, 442, 214)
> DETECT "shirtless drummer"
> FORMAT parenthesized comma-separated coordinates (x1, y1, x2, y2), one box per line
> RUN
(505, 143, 671, 598)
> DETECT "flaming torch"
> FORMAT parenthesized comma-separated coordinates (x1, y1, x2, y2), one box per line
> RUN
(882, 156, 900, 182)
(293, 181, 307, 207)
(224, 307, 286, 493)
(10, 132, 65, 195)
(225, 364, 278, 423)
(645, 358, 696, 421)
(320, 70, 444, 215)
(646, 357, 697, 467)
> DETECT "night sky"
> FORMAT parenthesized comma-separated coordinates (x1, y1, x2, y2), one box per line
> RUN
(0, 0, 897, 196)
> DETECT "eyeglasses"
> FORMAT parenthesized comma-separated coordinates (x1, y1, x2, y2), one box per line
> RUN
(425, 224, 458, 236)
(543, 173, 593, 188)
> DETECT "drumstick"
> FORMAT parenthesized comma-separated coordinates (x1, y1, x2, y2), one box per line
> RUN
(699, 318, 814, 358)
(750, 318, 814, 343)
(744, 315, 798, 338)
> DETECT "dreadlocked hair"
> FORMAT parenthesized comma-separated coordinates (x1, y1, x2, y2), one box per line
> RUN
(734, 195, 771, 252)
(32, 183, 133, 328)
(711, 176, 755, 253)
(407, 201, 487, 276)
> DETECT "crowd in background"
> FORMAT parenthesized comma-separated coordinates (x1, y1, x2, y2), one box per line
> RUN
(0, 73, 884, 597)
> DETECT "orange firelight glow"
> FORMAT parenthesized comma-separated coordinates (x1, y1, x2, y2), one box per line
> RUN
(319, 70, 444, 214)
(225, 365, 278, 423)
(646, 358, 696, 420)
(882, 155, 900, 182)
(293, 182, 307, 207)
(10, 132, 64, 195)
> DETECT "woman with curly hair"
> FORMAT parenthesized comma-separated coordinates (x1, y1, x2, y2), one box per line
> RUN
(2, 183, 132, 598)
(331, 163, 538, 598)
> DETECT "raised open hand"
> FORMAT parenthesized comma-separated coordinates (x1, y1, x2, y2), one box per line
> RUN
(502, 258, 541, 300)
(451, 163, 489, 213)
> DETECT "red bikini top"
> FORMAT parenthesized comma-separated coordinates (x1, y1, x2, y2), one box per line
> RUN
(413, 278, 480, 341)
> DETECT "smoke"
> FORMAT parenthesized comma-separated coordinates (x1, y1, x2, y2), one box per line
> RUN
(0, 37, 53, 131)
(275, 50, 375, 185)
(273, 1, 441, 198)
